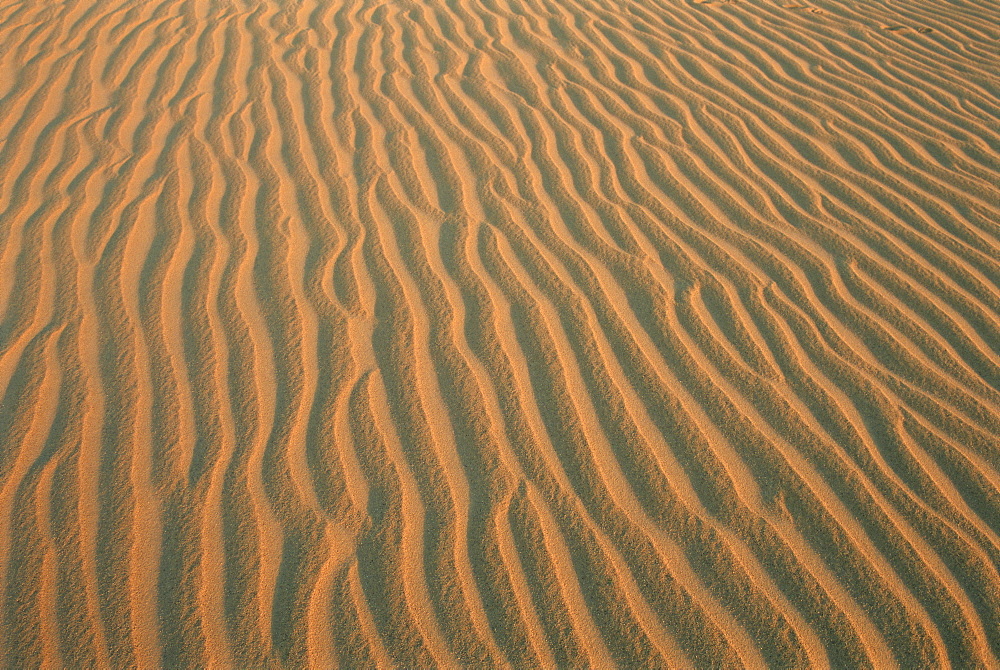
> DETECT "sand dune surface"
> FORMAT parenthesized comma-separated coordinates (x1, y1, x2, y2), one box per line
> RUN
(1, 0, 999, 666)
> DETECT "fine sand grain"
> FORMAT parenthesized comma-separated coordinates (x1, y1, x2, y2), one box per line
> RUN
(1, 0, 999, 667)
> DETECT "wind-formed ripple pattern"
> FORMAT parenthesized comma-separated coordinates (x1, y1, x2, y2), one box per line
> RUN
(0, 0, 998, 667)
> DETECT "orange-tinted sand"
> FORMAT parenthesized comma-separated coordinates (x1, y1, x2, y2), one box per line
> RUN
(1, 0, 999, 666)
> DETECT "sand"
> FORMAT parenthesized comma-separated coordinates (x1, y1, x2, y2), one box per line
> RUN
(0, 0, 998, 666)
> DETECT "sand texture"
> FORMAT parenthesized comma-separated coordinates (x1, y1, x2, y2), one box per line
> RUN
(1, 0, 999, 666)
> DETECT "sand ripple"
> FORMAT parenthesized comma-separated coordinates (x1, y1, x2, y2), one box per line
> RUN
(0, 0, 999, 666)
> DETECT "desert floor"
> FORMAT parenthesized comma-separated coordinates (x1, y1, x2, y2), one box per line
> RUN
(0, 0, 999, 667)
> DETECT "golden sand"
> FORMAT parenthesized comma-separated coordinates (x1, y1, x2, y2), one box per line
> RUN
(0, 0, 999, 666)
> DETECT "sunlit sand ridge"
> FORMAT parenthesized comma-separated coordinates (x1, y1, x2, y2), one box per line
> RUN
(0, 0, 999, 666)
